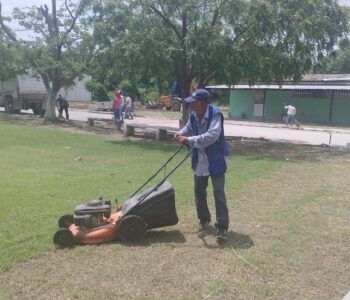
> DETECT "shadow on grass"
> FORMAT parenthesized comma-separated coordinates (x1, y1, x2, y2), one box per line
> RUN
(147, 229, 186, 244)
(118, 228, 253, 250)
(64, 229, 251, 250)
(118, 229, 186, 247)
(198, 226, 254, 250)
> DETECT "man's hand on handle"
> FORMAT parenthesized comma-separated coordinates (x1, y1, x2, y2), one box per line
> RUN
(174, 133, 189, 145)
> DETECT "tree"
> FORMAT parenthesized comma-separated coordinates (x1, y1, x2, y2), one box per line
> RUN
(0, 34, 25, 81)
(0, 7, 26, 80)
(315, 39, 350, 73)
(0, 0, 94, 120)
(97, 0, 349, 122)
(88, 1, 153, 101)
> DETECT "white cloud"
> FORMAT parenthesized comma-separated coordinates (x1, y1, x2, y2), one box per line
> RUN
(339, 0, 350, 6)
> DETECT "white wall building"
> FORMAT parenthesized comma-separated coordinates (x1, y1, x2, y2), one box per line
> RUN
(59, 76, 92, 102)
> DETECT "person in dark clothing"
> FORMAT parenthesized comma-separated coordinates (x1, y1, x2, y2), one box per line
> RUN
(174, 89, 230, 243)
(56, 94, 69, 120)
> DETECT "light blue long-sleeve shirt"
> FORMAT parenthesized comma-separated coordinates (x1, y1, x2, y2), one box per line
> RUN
(178, 106, 222, 176)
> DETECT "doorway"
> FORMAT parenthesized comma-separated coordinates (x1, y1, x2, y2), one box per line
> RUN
(253, 90, 265, 119)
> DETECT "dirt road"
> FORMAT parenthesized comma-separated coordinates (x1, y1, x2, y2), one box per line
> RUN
(68, 109, 350, 147)
(1, 107, 350, 147)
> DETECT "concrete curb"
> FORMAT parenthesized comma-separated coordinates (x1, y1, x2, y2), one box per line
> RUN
(224, 120, 350, 134)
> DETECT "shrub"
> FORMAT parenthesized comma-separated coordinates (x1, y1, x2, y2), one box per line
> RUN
(85, 81, 110, 102)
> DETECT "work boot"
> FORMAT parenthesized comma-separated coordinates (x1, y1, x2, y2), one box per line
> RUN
(215, 227, 228, 243)
(198, 220, 210, 232)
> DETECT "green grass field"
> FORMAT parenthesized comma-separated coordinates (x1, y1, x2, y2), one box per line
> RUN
(0, 123, 282, 272)
(1, 120, 349, 299)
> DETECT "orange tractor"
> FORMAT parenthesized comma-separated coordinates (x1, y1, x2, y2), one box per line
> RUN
(146, 95, 182, 111)
(153, 95, 182, 111)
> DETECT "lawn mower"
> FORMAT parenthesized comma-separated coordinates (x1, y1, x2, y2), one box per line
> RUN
(53, 145, 191, 248)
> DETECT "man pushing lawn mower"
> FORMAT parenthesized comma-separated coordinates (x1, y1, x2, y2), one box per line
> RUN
(53, 89, 230, 248)
(175, 89, 230, 243)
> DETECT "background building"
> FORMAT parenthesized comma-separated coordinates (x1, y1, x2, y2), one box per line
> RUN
(208, 74, 350, 125)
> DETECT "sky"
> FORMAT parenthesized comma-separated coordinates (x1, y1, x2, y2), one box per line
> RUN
(340, 0, 350, 6)
(1, 0, 54, 14)
(1, 0, 350, 13)
(1, 0, 78, 38)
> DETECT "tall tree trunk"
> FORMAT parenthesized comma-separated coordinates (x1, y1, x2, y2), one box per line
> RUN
(41, 74, 59, 121)
(179, 79, 192, 127)
(45, 90, 58, 120)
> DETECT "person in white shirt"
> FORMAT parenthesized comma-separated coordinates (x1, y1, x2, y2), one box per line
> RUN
(284, 104, 296, 126)
(124, 95, 133, 119)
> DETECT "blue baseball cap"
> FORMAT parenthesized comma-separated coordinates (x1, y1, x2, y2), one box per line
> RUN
(184, 89, 210, 103)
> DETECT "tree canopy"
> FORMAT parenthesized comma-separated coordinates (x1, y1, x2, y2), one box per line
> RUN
(1, 0, 349, 121)
(315, 39, 350, 73)
(89, 0, 348, 120)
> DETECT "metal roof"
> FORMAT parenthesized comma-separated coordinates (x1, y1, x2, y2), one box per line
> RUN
(206, 84, 350, 90)
(206, 74, 350, 90)
(302, 74, 350, 81)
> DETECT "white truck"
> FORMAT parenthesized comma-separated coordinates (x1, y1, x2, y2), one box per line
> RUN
(0, 74, 47, 114)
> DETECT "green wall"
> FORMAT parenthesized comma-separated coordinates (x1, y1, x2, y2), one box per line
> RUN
(265, 90, 331, 124)
(229, 89, 350, 125)
(229, 90, 254, 119)
(332, 98, 350, 125)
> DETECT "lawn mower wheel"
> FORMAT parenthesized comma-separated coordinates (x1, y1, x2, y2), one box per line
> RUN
(53, 228, 75, 248)
(58, 214, 74, 228)
(118, 215, 147, 242)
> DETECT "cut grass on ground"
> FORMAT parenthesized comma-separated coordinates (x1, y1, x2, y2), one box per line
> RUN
(0, 119, 349, 300)
(0, 123, 282, 272)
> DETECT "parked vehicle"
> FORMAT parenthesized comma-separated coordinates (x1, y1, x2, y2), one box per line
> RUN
(145, 95, 182, 111)
(156, 95, 182, 111)
(0, 74, 47, 114)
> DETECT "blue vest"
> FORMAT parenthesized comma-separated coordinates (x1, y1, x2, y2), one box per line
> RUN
(190, 105, 229, 175)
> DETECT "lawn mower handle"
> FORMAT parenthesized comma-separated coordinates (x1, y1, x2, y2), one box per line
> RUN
(128, 144, 191, 199)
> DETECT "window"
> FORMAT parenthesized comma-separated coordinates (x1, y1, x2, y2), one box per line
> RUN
(254, 90, 265, 104)
(334, 90, 350, 99)
(292, 90, 325, 98)
(293, 90, 312, 97)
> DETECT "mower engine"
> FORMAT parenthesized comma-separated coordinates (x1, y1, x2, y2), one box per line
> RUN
(74, 199, 111, 228)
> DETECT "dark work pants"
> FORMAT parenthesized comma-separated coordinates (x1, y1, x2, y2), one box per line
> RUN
(59, 107, 69, 120)
(194, 173, 229, 230)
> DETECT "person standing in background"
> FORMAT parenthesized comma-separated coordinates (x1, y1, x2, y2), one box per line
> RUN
(284, 104, 296, 127)
(56, 94, 69, 120)
(113, 90, 123, 121)
(124, 94, 133, 119)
